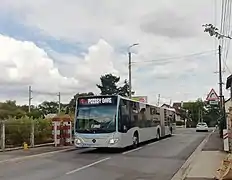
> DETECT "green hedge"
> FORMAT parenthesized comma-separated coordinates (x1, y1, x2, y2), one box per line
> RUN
(4, 116, 52, 147)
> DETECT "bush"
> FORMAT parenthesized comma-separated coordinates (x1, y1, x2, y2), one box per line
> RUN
(4, 116, 53, 147)
(34, 118, 52, 144)
(5, 116, 32, 147)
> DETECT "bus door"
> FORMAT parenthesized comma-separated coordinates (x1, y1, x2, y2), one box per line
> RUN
(159, 108, 166, 137)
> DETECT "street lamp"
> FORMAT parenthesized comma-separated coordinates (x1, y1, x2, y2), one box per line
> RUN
(128, 43, 139, 99)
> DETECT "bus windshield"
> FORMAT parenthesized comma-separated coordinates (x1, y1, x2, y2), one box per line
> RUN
(76, 105, 117, 133)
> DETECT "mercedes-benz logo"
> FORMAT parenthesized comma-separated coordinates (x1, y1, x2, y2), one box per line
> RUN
(92, 139, 96, 143)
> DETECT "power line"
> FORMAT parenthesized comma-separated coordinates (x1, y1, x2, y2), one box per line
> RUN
(131, 49, 217, 64)
(220, 0, 227, 47)
(32, 90, 75, 96)
(214, 0, 218, 59)
(223, 0, 232, 73)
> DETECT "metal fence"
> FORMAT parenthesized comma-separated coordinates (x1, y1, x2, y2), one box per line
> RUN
(0, 118, 53, 151)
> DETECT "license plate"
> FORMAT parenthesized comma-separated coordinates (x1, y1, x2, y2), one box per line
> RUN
(82, 143, 93, 147)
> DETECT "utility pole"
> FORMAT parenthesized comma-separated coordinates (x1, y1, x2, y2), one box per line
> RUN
(128, 51, 132, 99)
(28, 86, 32, 113)
(218, 45, 227, 137)
(58, 92, 61, 114)
(202, 25, 228, 137)
(28, 85, 34, 147)
(169, 99, 172, 106)
(157, 94, 160, 106)
(219, 45, 223, 110)
(128, 43, 139, 99)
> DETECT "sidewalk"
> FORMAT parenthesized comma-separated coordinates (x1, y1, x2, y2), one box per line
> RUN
(0, 145, 75, 162)
(184, 130, 226, 180)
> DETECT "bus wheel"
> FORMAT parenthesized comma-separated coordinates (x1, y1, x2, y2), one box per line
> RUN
(156, 129, 160, 140)
(132, 132, 139, 148)
(170, 127, 173, 136)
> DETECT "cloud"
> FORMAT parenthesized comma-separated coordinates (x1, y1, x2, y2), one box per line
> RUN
(0, 0, 230, 106)
(0, 35, 79, 102)
(140, 9, 199, 39)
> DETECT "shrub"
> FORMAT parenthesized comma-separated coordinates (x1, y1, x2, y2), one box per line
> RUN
(34, 118, 53, 144)
(5, 116, 32, 147)
(4, 116, 53, 147)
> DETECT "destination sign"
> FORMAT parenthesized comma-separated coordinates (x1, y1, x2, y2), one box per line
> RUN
(78, 97, 116, 106)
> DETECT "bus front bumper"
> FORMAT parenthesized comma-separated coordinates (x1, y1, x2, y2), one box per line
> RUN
(74, 134, 121, 148)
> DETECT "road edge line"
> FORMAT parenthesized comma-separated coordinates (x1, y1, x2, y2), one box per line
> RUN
(171, 129, 216, 180)
(0, 147, 76, 164)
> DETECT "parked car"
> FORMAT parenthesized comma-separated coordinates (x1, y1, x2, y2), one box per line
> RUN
(196, 122, 208, 132)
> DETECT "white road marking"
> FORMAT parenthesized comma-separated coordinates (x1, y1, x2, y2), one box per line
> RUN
(122, 147, 143, 155)
(0, 147, 76, 164)
(147, 141, 159, 146)
(66, 157, 111, 175)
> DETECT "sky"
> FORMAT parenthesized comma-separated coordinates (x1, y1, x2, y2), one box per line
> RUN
(0, 0, 231, 106)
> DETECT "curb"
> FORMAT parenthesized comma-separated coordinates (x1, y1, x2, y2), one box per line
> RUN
(0, 142, 55, 152)
(0, 146, 76, 164)
(0, 140, 75, 152)
(171, 129, 216, 180)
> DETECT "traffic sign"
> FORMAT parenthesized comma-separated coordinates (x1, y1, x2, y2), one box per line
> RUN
(206, 88, 219, 101)
(209, 100, 219, 105)
(132, 96, 147, 103)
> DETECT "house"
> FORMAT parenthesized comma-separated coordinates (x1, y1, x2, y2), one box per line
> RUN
(161, 103, 181, 122)
(225, 98, 232, 114)
(172, 102, 188, 124)
(226, 74, 232, 114)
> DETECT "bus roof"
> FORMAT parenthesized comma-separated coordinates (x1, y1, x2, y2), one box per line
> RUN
(76, 95, 118, 99)
(76, 94, 166, 109)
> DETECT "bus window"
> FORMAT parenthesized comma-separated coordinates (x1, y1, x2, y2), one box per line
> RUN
(118, 99, 129, 132)
(119, 99, 140, 132)
(145, 104, 151, 127)
(138, 107, 147, 128)
(132, 101, 139, 127)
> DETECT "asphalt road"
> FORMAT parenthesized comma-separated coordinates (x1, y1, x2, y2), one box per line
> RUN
(0, 128, 211, 180)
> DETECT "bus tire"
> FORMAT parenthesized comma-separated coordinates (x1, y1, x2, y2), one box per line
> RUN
(132, 132, 139, 148)
(156, 129, 160, 140)
(170, 127, 173, 136)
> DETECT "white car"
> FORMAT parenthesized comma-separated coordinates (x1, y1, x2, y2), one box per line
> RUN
(196, 122, 208, 132)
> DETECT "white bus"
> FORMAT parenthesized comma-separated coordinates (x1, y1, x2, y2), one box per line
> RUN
(74, 95, 175, 148)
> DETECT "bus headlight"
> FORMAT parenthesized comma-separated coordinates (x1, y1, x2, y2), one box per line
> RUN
(109, 138, 119, 144)
(74, 138, 82, 145)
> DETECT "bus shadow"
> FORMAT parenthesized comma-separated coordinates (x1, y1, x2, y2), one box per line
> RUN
(79, 135, 171, 154)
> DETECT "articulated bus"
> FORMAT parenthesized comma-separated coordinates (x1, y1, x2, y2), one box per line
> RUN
(74, 95, 175, 148)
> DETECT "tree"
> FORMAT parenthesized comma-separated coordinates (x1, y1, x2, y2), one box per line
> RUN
(183, 98, 220, 127)
(96, 73, 130, 97)
(202, 24, 232, 39)
(203, 103, 220, 127)
(27, 109, 44, 119)
(0, 100, 26, 119)
(183, 99, 206, 127)
(97, 73, 120, 95)
(118, 79, 130, 97)
(38, 101, 59, 115)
